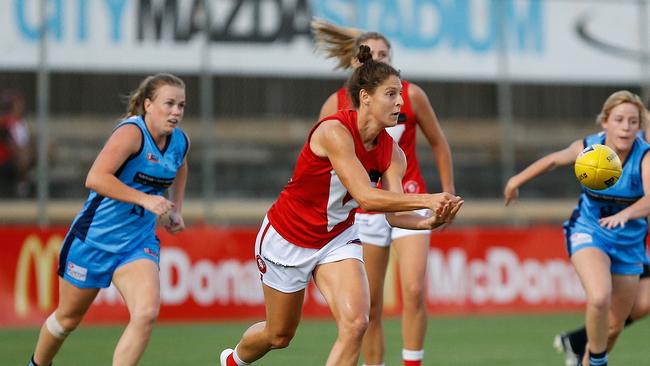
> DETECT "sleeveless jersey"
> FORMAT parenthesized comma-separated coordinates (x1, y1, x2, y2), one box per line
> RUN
(69, 115, 189, 253)
(336, 80, 426, 194)
(564, 132, 650, 245)
(267, 109, 394, 249)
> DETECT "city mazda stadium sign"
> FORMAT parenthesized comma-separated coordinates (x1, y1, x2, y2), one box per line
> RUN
(0, 226, 586, 326)
(0, 0, 645, 82)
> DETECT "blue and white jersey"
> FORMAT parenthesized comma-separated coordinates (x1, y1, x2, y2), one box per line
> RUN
(69, 115, 188, 253)
(565, 132, 650, 246)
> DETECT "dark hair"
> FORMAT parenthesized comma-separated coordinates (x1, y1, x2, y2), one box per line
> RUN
(125, 73, 185, 117)
(346, 45, 400, 108)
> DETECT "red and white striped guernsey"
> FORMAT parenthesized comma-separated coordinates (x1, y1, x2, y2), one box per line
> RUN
(267, 109, 394, 249)
(337, 80, 427, 195)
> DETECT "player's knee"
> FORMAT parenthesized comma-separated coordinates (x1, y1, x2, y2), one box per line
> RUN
(339, 314, 369, 340)
(46, 312, 75, 339)
(131, 304, 160, 327)
(268, 330, 295, 349)
(586, 292, 611, 312)
(402, 283, 426, 306)
(608, 320, 625, 337)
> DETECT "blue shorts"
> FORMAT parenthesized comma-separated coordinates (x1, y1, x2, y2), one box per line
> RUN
(57, 233, 160, 289)
(564, 227, 646, 276)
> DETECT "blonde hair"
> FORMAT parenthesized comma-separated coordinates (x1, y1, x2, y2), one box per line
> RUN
(125, 73, 185, 118)
(597, 90, 647, 128)
(311, 18, 391, 70)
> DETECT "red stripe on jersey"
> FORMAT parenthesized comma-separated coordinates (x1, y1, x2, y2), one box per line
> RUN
(267, 110, 393, 249)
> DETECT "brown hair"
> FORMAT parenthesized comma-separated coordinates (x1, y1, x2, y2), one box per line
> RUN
(125, 73, 185, 117)
(347, 45, 400, 109)
(597, 90, 647, 128)
(311, 18, 391, 70)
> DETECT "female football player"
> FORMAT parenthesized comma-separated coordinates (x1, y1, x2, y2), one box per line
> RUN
(28, 73, 189, 366)
(312, 19, 455, 366)
(219, 46, 463, 366)
(504, 90, 649, 366)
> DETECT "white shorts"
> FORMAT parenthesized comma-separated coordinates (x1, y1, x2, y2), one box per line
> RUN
(355, 209, 432, 248)
(254, 216, 363, 293)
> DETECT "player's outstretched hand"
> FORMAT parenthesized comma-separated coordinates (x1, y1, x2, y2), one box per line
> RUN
(421, 196, 464, 229)
(503, 177, 519, 206)
(427, 192, 460, 213)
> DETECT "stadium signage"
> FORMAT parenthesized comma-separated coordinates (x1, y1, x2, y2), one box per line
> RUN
(1, 0, 643, 82)
(427, 247, 585, 306)
(14, 234, 62, 318)
(0, 226, 596, 326)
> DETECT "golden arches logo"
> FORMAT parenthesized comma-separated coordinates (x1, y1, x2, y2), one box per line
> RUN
(14, 234, 63, 317)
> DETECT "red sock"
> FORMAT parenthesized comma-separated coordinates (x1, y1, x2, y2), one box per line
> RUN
(403, 360, 421, 366)
(227, 353, 238, 366)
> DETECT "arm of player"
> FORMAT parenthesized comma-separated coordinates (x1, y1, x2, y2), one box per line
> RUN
(311, 120, 461, 213)
(411, 83, 455, 194)
(599, 152, 650, 229)
(164, 137, 190, 233)
(318, 92, 339, 120)
(382, 143, 462, 229)
(85, 124, 173, 216)
(504, 139, 584, 206)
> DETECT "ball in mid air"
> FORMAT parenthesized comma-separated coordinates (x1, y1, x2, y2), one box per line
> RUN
(574, 144, 622, 190)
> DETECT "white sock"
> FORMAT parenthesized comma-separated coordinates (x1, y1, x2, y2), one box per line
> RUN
(402, 348, 424, 361)
(233, 345, 250, 366)
(363, 363, 385, 366)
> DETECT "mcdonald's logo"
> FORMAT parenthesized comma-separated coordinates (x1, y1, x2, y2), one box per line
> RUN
(14, 234, 62, 317)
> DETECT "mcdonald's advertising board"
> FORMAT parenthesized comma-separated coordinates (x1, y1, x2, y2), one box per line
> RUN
(1, 225, 586, 327)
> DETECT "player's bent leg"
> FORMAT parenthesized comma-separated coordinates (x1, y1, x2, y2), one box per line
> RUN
(314, 258, 370, 366)
(361, 244, 390, 365)
(233, 286, 305, 363)
(570, 248, 612, 355)
(630, 275, 650, 321)
(392, 234, 429, 365)
(32, 279, 99, 366)
(111, 259, 160, 366)
(606, 274, 639, 352)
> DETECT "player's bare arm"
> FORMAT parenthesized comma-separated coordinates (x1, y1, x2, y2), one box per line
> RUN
(86, 124, 172, 215)
(410, 82, 455, 194)
(318, 92, 339, 120)
(504, 139, 584, 206)
(311, 120, 457, 213)
(382, 143, 461, 229)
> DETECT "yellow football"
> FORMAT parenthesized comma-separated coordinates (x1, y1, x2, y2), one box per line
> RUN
(574, 144, 622, 190)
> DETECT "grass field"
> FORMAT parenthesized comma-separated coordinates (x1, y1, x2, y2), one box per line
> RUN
(2, 313, 648, 365)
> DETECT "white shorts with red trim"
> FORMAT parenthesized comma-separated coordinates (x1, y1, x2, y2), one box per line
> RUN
(355, 209, 432, 248)
(254, 215, 363, 293)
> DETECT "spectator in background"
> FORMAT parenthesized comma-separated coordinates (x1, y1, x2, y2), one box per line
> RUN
(312, 19, 455, 366)
(504, 90, 650, 366)
(0, 90, 34, 197)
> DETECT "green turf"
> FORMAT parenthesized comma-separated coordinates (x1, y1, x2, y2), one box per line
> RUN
(2, 313, 648, 365)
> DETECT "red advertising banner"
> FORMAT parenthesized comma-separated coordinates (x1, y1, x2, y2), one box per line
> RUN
(0, 225, 585, 327)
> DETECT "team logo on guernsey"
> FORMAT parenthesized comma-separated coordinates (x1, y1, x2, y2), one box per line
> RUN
(147, 152, 159, 163)
(144, 247, 159, 259)
(256, 255, 267, 273)
(403, 180, 420, 193)
(66, 262, 88, 282)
